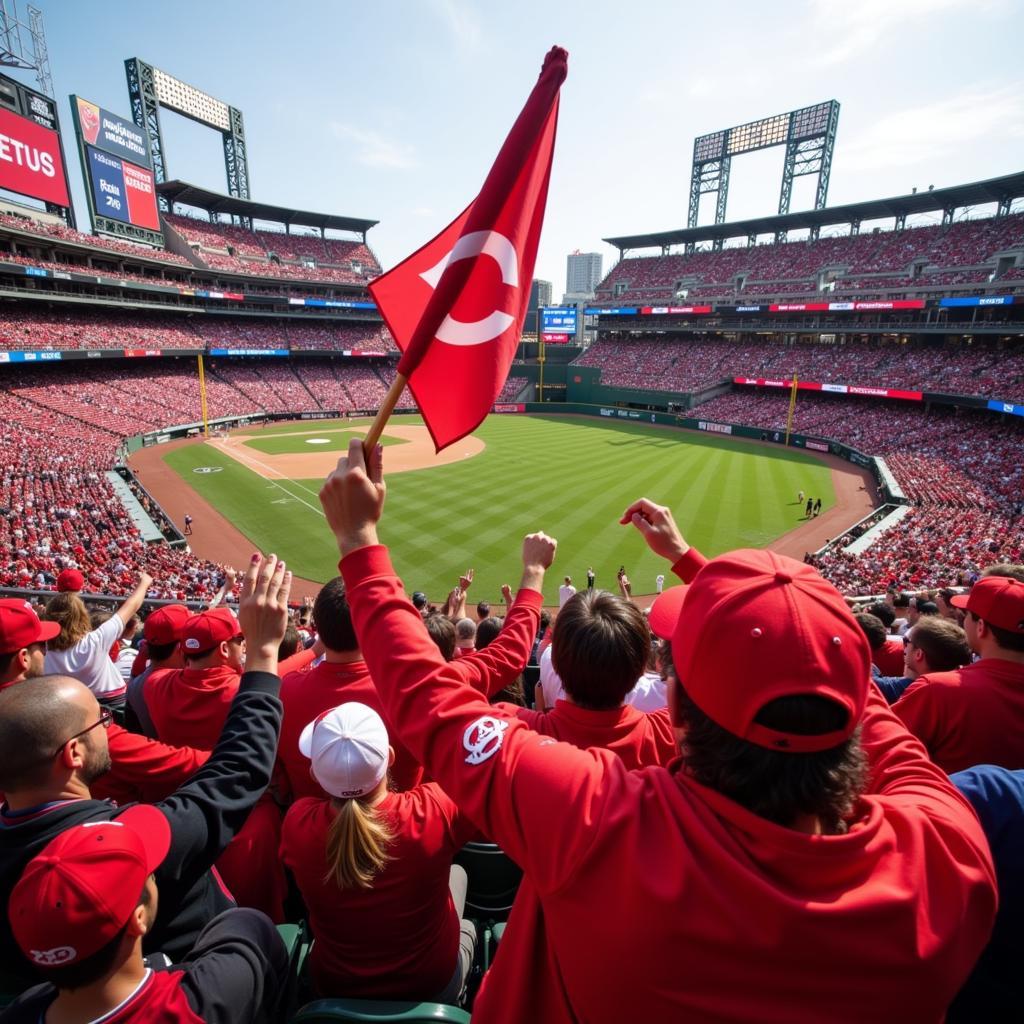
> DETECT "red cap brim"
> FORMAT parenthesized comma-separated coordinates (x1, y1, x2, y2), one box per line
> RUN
(648, 585, 689, 640)
(37, 620, 61, 644)
(949, 594, 970, 610)
(112, 805, 172, 874)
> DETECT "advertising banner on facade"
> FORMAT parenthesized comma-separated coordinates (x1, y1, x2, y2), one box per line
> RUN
(0, 106, 70, 206)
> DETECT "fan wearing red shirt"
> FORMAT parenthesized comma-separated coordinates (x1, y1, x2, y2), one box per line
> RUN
(279, 703, 477, 1003)
(141, 607, 286, 921)
(280, 576, 541, 801)
(278, 578, 422, 799)
(894, 571, 1024, 772)
(318, 439, 997, 1024)
(4, 807, 287, 1023)
(125, 604, 190, 737)
(496, 587, 676, 769)
(143, 609, 247, 750)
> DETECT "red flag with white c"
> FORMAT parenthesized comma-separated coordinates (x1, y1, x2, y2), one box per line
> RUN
(369, 47, 567, 452)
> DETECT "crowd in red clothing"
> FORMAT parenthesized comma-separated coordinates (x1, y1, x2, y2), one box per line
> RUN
(576, 335, 1024, 401)
(1, 440, 1016, 1022)
(594, 213, 1024, 304)
(694, 390, 1024, 593)
(0, 213, 195, 267)
(164, 214, 381, 286)
(495, 376, 529, 402)
(0, 357, 432, 600)
(0, 308, 397, 354)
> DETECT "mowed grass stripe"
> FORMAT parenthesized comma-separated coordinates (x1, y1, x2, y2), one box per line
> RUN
(165, 415, 837, 602)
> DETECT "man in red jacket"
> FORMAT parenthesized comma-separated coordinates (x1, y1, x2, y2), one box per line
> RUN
(144, 608, 246, 749)
(496, 589, 676, 768)
(318, 439, 996, 1024)
(894, 572, 1024, 772)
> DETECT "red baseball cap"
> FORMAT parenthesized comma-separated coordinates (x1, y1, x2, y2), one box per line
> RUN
(182, 607, 240, 656)
(0, 598, 60, 654)
(672, 549, 870, 753)
(56, 569, 85, 593)
(9, 805, 171, 968)
(647, 585, 688, 641)
(144, 604, 191, 645)
(952, 576, 1024, 634)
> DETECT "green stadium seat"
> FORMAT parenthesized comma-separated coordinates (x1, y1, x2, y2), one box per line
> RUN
(482, 921, 507, 971)
(276, 922, 310, 1018)
(453, 842, 522, 920)
(291, 998, 471, 1022)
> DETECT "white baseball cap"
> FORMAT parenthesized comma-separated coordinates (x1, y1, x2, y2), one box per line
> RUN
(298, 702, 389, 799)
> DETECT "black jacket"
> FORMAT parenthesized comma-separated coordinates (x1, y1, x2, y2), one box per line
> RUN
(0, 670, 282, 988)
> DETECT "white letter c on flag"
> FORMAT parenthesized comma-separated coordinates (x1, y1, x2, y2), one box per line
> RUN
(419, 230, 519, 346)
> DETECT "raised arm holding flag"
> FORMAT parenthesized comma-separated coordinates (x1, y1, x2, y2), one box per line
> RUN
(365, 46, 568, 453)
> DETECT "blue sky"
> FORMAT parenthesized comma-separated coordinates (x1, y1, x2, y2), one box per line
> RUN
(20, 0, 1024, 293)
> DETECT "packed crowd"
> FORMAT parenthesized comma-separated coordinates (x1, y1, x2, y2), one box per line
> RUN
(0, 360, 412, 435)
(0, 444, 1018, 1022)
(0, 357, 428, 601)
(576, 335, 1024, 401)
(594, 213, 1024, 304)
(693, 391, 1024, 593)
(0, 308, 396, 354)
(0, 213, 194, 268)
(495, 376, 528, 402)
(165, 214, 381, 286)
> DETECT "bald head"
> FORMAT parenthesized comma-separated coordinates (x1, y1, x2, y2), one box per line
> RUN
(0, 675, 93, 792)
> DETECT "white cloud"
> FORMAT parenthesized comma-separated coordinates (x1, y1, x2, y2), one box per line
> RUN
(806, 0, 1005, 66)
(329, 123, 418, 170)
(427, 0, 483, 51)
(841, 84, 1024, 171)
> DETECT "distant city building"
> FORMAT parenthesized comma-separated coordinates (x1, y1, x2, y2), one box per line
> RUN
(565, 251, 603, 298)
(524, 279, 552, 333)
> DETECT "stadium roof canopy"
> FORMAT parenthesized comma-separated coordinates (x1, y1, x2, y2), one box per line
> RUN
(156, 180, 378, 236)
(604, 171, 1024, 252)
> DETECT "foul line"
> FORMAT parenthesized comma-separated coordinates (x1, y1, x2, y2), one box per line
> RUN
(209, 439, 325, 518)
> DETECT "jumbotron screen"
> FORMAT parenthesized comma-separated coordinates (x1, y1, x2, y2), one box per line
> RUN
(540, 307, 577, 343)
(73, 96, 160, 233)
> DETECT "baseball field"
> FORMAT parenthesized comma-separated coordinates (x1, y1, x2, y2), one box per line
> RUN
(142, 413, 854, 604)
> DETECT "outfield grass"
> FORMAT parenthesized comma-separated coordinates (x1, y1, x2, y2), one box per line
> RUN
(164, 414, 834, 603)
(242, 430, 407, 456)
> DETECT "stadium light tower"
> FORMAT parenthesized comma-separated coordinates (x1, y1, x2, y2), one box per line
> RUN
(125, 58, 250, 212)
(687, 100, 839, 248)
(0, 0, 52, 97)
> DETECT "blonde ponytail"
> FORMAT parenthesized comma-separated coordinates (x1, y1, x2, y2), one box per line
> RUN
(324, 796, 394, 890)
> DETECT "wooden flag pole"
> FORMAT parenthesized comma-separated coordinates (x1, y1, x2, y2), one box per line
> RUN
(363, 373, 408, 455)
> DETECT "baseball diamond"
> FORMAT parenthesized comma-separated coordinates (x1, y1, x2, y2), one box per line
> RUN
(129, 413, 869, 604)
